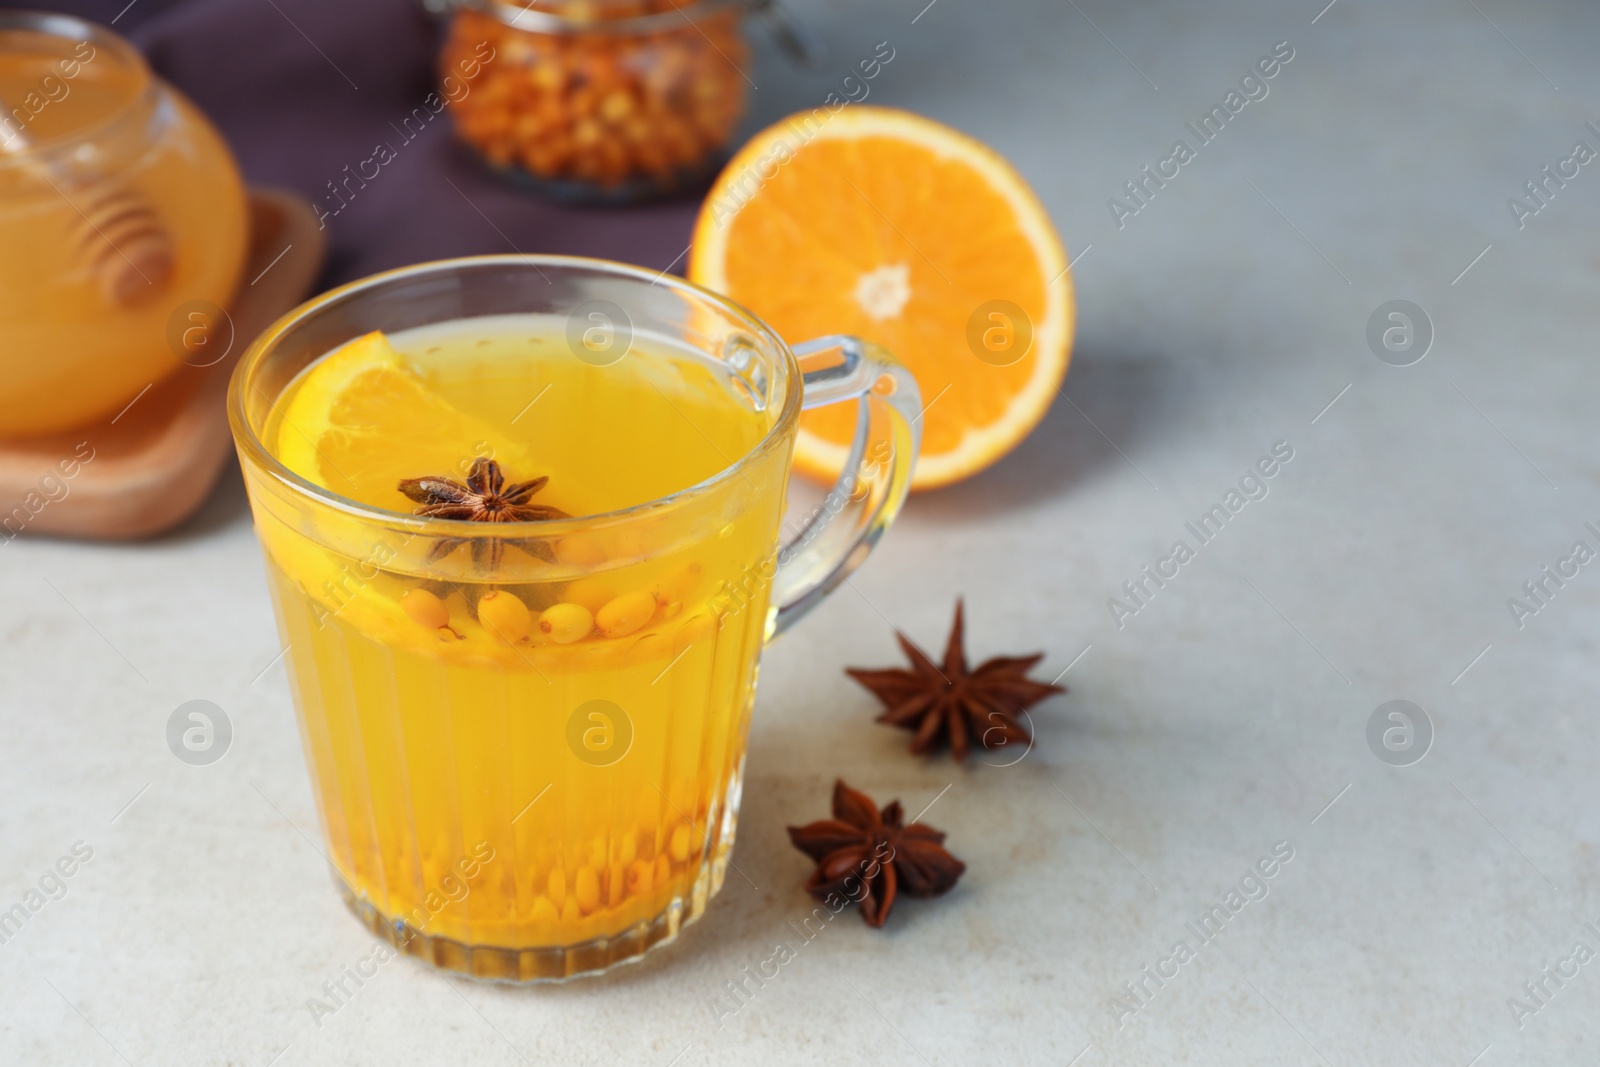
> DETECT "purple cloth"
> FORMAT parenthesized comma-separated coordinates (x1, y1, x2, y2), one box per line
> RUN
(8, 0, 702, 288)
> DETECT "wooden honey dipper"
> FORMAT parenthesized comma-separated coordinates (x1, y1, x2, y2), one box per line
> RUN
(1, 94, 173, 307)
(68, 180, 174, 305)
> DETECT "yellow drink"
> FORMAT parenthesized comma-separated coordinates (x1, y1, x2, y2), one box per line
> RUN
(230, 256, 920, 981)
(255, 315, 786, 978)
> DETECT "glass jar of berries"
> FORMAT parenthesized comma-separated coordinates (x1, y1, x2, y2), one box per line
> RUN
(439, 0, 760, 202)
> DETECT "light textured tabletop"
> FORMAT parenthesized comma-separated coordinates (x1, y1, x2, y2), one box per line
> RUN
(4, 1, 1599, 1064)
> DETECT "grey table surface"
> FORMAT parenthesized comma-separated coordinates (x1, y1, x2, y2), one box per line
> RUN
(4, 0, 1600, 1064)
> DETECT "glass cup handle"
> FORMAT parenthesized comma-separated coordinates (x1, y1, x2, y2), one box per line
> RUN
(768, 336, 921, 640)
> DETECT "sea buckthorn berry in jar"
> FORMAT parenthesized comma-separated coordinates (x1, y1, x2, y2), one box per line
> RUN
(438, 0, 753, 202)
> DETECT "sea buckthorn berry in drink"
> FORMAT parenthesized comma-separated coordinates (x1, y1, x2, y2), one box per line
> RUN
(607, 860, 627, 906)
(539, 602, 594, 644)
(478, 590, 532, 643)
(596, 590, 657, 638)
(564, 577, 618, 615)
(672, 610, 716, 652)
(557, 536, 607, 568)
(575, 865, 600, 914)
(401, 588, 450, 630)
(650, 561, 702, 617)
(626, 858, 653, 897)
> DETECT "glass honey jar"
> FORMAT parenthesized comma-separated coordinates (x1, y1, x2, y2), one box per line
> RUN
(438, 0, 760, 203)
(0, 11, 248, 439)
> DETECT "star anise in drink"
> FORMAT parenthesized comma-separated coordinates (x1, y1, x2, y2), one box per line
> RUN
(398, 457, 567, 571)
(787, 780, 965, 928)
(846, 600, 1063, 762)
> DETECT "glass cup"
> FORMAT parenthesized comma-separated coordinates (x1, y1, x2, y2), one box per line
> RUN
(227, 255, 919, 982)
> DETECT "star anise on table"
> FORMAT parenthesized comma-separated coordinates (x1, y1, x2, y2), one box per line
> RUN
(397, 457, 568, 572)
(846, 599, 1064, 762)
(787, 779, 965, 928)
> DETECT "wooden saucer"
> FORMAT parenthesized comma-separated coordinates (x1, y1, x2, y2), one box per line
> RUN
(0, 188, 325, 540)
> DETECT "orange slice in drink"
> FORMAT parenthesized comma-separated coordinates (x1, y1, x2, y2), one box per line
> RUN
(689, 106, 1074, 490)
(270, 330, 545, 513)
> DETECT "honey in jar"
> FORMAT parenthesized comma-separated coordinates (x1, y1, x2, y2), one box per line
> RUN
(0, 11, 248, 439)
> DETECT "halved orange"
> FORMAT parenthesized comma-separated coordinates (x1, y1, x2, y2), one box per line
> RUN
(689, 106, 1074, 491)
